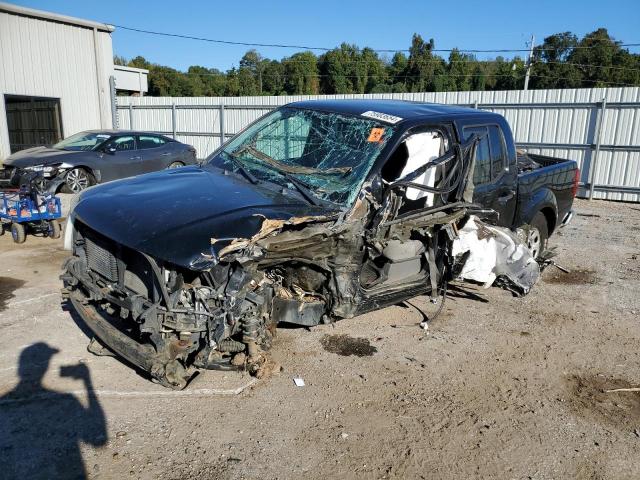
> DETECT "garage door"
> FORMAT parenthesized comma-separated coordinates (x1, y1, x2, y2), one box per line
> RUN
(4, 95, 63, 153)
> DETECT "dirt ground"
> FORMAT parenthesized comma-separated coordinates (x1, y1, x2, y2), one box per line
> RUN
(1, 198, 640, 479)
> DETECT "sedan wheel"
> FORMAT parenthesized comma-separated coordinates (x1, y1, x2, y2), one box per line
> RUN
(65, 168, 91, 192)
(167, 161, 185, 169)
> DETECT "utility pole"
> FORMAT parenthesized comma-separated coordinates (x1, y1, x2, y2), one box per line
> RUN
(524, 34, 535, 91)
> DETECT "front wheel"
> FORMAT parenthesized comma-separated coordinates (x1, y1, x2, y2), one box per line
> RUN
(526, 212, 549, 259)
(64, 168, 95, 193)
(11, 223, 26, 244)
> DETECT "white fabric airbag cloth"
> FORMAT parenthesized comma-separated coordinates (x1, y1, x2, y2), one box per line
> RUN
(399, 132, 442, 204)
(452, 215, 540, 294)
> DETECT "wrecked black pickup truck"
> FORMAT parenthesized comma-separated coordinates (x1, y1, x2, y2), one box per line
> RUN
(61, 100, 578, 388)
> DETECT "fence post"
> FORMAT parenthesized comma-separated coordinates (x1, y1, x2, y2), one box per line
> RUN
(171, 103, 177, 139)
(129, 104, 134, 130)
(588, 97, 607, 200)
(109, 75, 118, 129)
(219, 104, 225, 146)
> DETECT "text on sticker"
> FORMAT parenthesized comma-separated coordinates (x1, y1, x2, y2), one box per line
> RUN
(361, 110, 403, 124)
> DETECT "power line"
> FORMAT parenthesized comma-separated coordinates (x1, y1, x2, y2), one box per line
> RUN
(537, 60, 640, 73)
(111, 24, 640, 54)
(528, 73, 635, 86)
(111, 25, 335, 51)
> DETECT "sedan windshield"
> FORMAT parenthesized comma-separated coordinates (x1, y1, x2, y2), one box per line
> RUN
(209, 107, 395, 205)
(53, 132, 112, 151)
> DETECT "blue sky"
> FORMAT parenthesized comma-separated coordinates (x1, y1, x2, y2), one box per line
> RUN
(11, 0, 640, 71)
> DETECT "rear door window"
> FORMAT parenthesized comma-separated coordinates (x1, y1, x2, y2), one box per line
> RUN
(137, 135, 167, 150)
(106, 135, 136, 152)
(488, 125, 506, 179)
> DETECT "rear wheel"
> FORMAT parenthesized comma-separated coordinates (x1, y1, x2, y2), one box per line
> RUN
(11, 223, 26, 244)
(64, 168, 95, 193)
(48, 220, 61, 239)
(526, 212, 549, 259)
(167, 161, 185, 169)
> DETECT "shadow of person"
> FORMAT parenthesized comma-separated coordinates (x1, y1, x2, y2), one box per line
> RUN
(0, 342, 107, 479)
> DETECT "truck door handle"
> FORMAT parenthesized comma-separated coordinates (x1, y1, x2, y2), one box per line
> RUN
(497, 192, 515, 204)
(130, 155, 141, 160)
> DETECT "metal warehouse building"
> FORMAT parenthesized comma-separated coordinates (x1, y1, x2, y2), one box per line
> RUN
(0, 2, 116, 161)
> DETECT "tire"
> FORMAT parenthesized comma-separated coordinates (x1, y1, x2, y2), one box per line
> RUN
(526, 212, 549, 259)
(48, 220, 61, 239)
(167, 161, 185, 169)
(11, 223, 26, 244)
(63, 168, 95, 193)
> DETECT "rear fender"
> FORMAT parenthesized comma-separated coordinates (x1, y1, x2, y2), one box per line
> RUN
(518, 188, 558, 231)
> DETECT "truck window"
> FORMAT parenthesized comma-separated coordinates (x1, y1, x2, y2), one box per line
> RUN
(488, 125, 506, 179)
(463, 126, 490, 185)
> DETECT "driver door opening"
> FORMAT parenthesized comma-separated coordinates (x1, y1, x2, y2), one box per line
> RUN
(361, 127, 451, 290)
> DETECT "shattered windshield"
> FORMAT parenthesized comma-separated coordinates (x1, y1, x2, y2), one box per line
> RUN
(209, 107, 395, 205)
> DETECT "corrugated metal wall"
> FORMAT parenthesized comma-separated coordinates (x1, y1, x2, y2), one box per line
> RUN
(117, 87, 640, 202)
(0, 9, 113, 160)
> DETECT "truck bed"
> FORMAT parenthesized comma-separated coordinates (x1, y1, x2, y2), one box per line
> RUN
(516, 151, 578, 229)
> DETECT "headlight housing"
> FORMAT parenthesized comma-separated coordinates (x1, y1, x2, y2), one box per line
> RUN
(25, 163, 72, 178)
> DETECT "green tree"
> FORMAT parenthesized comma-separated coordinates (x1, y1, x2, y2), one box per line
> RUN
(529, 32, 582, 89)
(282, 52, 319, 95)
(405, 34, 441, 92)
(239, 50, 263, 94)
(113, 27, 639, 97)
(492, 56, 526, 91)
(569, 28, 639, 87)
(446, 49, 475, 91)
(261, 60, 286, 95)
(318, 44, 356, 94)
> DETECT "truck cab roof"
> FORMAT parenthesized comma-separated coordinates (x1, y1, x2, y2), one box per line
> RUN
(286, 99, 505, 125)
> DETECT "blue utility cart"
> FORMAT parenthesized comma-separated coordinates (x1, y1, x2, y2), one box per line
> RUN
(0, 187, 62, 243)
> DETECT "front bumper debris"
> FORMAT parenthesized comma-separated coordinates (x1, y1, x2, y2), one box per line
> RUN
(67, 290, 193, 389)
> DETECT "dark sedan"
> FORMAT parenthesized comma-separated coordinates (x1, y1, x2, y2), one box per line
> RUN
(1, 130, 197, 193)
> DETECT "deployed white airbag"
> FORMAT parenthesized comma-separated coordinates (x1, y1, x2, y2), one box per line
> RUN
(452, 216, 540, 294)
(399, 132, 442, 204)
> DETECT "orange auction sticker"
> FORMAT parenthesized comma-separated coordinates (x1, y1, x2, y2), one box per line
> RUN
(367, 127, 385, 142)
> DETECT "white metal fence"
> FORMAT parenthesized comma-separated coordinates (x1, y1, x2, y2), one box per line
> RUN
(116, 87, 640, 202)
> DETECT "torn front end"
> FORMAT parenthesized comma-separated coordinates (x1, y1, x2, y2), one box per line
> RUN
(61, 219, 283, 389)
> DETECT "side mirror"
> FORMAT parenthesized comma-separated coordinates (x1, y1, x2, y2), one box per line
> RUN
(104, 146, 116, 154)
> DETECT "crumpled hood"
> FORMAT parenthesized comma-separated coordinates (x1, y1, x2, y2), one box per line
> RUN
(72, 165, 337, 269)
(3, 146, 84, 168)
